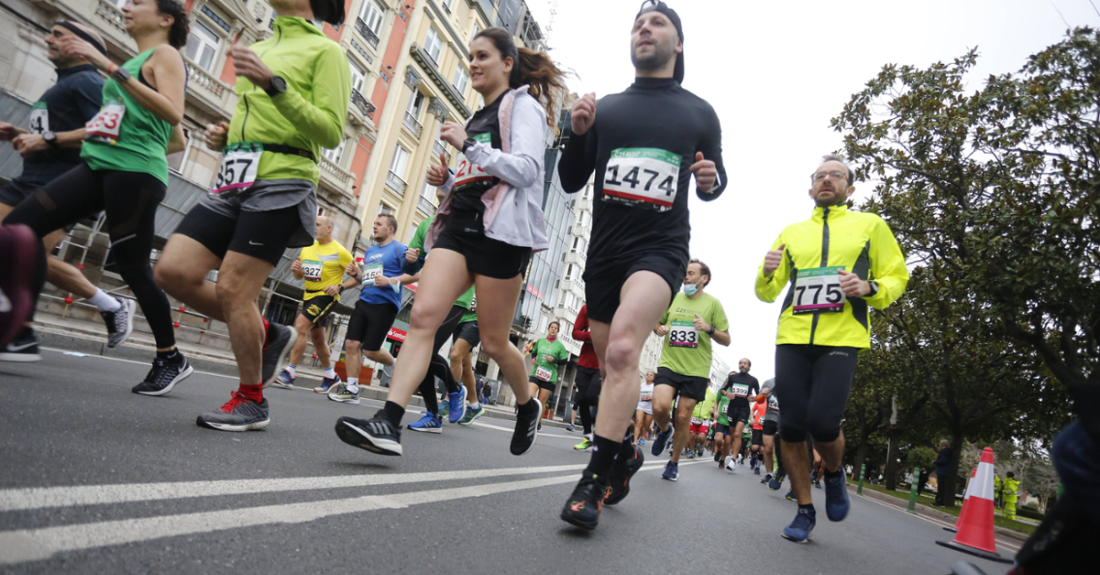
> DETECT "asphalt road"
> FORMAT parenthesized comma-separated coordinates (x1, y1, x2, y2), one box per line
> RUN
(0, 349, 1020, 574)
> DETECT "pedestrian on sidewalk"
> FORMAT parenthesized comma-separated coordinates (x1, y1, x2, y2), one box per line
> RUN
(932, 439, 953, 506)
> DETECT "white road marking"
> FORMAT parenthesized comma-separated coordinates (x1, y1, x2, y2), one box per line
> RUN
(854, 491, 1022, 552)
(41, 347, 237, 380)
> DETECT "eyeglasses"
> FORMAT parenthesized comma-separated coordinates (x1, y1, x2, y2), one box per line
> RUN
(811, 171, 848, 182)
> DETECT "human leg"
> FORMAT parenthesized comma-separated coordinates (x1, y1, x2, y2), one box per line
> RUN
(669, 397, 697, 464)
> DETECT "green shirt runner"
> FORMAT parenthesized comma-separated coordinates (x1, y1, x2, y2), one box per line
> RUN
(658, 292, 730, 379)
(408, 216, 475, 311)
(529, 337, 568, 384)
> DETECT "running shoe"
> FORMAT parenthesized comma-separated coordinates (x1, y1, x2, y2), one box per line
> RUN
(605, 445, 644, 505)
(335, 412, 402, 456)
(447, 388, 466, 424)
(769, 474, 785, 491)
(408, 411, 443, 434)
(439, 397, 450, 418)
(101, 296, 135, 349)
(754, 466, 761, 475)
(782, 507, 816, 543)
(714, 451, 721, 463)
(637, 437, 646, 446)
(574, 436, 593, 451)
(271, 369, 295, 389)
(0, 225, 37, 349)
(824, 471, 851, 522)
(785, 490, 796, 501)
(718, 458, 726, 470)
(132, 357, 193, 396)
(457, 403, 485, 426)
(761, 473, 773, 484)
(560, 472, 608, 530)
(814, 480, 823, 489)
(196, 392, 270, 432)
(728, 458, 737, 472)
(696, 447, 704, 458)
(510, 398, 541, 456)
(313, 374, 342, 394)
(328, 383, 360, 404)
(650, 424, 673, 456)
(261, 323, 297, 388)
(566, 424, 575, 432)
(661, 461, 678, 481)
(0, 330, 41, 362)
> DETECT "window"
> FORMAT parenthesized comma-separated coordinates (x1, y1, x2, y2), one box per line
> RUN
(571, 237, 586, 253)
(405, 90, 425, 119)
(390, 145, 411, 178)
(323, 138, 346, 164)
(471, 22, 481, 41)
(185, 20, 221, 72)
(378, 204, 395, 215)
(564, 264, 575, 280)
(538, 315, 548, 333)
(424, 27, 444, 63)
(451, 65, 469, 97)
(348, 56, 367, 94)
(442, 0, 455, 12)
(420, 180, 435, 202)
(358, 0, 385, 35)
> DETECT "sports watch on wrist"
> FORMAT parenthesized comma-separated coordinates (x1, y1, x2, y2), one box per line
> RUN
(708, 325, 716, 336)
(461, 138, 476, 154)
(866, 281, 880, 297)
(43, 131, 58, 148)
(264, 76, 288, 97)
(112, 66, 132, 83)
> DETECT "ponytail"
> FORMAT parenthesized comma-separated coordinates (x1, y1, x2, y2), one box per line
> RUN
(474, 28, 568, 135)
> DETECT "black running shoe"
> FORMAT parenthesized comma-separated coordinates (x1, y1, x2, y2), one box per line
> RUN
(132, 357, 193, 396)
(0, 329, 41, 362)
(605, 445, 644, 506)
(335, 412, 403, 456)
(560, 472, 608, 530)
(261, 323, 297, 388)
(510, 398, 541, 455)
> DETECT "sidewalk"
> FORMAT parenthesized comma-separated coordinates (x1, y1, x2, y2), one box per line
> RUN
(30, 314, 569, 429)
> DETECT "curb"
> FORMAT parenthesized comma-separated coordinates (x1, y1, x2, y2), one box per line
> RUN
(849, 484, 1031, 542)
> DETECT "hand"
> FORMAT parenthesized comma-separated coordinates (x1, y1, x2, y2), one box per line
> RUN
(426, 152, 449, 186)
(692, 313, 710, 333)
(405, 248, 420, 263)
(440, 121, 467, 149)
(373, 275, 392, 287)
(838, 270, 871, 297)
(655, 325, 670, 337)
(0, 121, 24, 141)
(570, 92, 596, 136)
(763, 243, 786, 276)
(689, 152, 717, 192)
(291, 259, 302, 273)
(58, 36, 111, 71)
(543, 355, 554, 363)
(346, 262, 360, 277)
(323, 285, 341, 296)
(230, 45, 274, 91)
(204, 121, 229, 151)
(13, 133, 47, 157)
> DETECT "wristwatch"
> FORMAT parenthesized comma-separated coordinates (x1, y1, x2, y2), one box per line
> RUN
(866, 281, 880, 297)
(43, 131, 58, 148)
(708, 325, 716, 336)
(461, 138, 477, 154)
(338, 285, 345, 293)
(112, 66, 132, 83)
(264, 75, 288, 97)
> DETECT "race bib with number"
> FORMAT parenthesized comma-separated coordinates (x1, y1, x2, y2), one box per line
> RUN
(768, 396, 779, 412)
(362, 262, 384, 282)
(211, 142, 262, 195)
(470, 293, 477, 311)
(691, 417, 703, 425)
(731, 383, 750, 398)
(601, 147, 680, 211)
(301, 259, 323, 281)
(668, 320, 698, 348)
(535, 365, 552, 381)
(792, 266, 847, 315)
(85, 103, 126, 145)
(29, 102, 48, 135)
(453, 132, 493, 192)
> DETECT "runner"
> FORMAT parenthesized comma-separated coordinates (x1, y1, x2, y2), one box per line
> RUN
(759, 381, 780, 484)
(332, 27, 566, 457)
(2, 0, 192, 394)
(711, 371, 734, 468)
(0, 22, 132, 362)
(449, 288, 486, 426)
(527, 322, 569, 420)
(0, 225, 39, 349)
(721, 358, 759, 472)
(327, 214, 410, 406)
(750, 391, 767, 473)
(571, 304, 601, 451)
(271, 215, 353, 392)
(688, 385, 716, 458)
(632, 371, 656, 447)
(651, 259, 729, 480)
(756, 154, 909, 542)
(557, 1, 727, 529)
(154, 0, 350, 430)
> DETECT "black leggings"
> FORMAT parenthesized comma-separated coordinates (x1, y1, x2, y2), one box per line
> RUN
(417, 305, 464, 416)
(4, 165, 175, 349)
(774, 344, 858, 444)
(575, 366, 601, 435)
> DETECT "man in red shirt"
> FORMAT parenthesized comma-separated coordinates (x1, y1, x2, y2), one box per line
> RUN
(572, 305, 601, 451)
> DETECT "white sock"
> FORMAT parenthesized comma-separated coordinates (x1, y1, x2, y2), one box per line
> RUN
(285, 364, 297, 377)
(324, 366, 336, 378)
(347, 378, 359, 393)
(468, 401, 480, 410)
(88, 290, 122, 312)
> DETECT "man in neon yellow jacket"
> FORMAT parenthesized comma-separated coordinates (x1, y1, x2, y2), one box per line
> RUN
(1003, 471, 1021, 520)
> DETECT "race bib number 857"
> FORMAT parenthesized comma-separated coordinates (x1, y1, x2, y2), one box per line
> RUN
(211, 142, 262, 195)
(602, 147, 679, 211)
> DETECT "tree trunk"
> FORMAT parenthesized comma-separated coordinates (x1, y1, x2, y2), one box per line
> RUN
(852, 440, 870, 480)
(884, 431, 901, 491)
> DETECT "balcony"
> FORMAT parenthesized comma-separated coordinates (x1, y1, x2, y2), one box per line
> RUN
(432, 140, 452, 164)
(417, 195, 437, 216)
(88, 0, 136, 52)
(319, 155, 356, 197)
(355, 18, 381, 49)
(350, 90, 376, 119)
(402, 112, 423, 139)
(385, 171, 408, 195)
(183, 55, 236, 117)
(564, 250, 584, 266)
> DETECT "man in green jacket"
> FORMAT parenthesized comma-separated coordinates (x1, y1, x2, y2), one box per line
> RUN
(155, 0, 350, 432)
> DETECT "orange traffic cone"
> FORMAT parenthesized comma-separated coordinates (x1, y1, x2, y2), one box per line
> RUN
(944, 467, 978, 533)
(936, 447, 1012, 563)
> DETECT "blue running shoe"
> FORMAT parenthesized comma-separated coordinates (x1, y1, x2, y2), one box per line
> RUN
(782, 507, 816, 543)
(566, 424, 575, 432)
(661, 461, 679, 481)
(313, 374, 342, 394)
(272, 369, 295, 389)
(407, 412, 442, 434)
(439, 398, 449, 418)
(785, 490, 796, 501)
(448, 388, 467, 424)
(457, 403, 485, 426)
(770, 472, 786, 491)
(824, 471, 851, 521)
(651, 424, 673, 456)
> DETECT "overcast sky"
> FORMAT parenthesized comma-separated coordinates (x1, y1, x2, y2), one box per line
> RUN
(520, 0, 1099, 380)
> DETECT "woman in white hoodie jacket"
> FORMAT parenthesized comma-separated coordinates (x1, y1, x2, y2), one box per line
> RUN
(335, 27, 567, 458)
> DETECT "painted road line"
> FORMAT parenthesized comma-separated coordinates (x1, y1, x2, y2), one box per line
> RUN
(855, 491, 1022, 552)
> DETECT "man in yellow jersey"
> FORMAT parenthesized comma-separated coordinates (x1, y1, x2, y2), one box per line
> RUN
(756, 154, 909, 543)
(272, 215, 353, 392)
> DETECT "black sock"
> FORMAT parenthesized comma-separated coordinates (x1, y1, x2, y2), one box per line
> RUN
(584, 435, 622, 479)
(618, 438, 637, 460)
(17, 326, 34, 340)
(824, 467, 843, 479)
(517, 397, 539, 417)
(799, 503, 815, 513)
(382, 401, 405, 428)
(157, 348, 182, 364)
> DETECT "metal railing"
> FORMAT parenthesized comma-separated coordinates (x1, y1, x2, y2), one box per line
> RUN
(350, 89, 376, 118)
(355, 17, 381, 49)
(319, 155, 356, 195)
(402, 111, 423, 138)
(386, 170, 408, 194)
(417, 195, 436, 216)
(432, 140, 451, 163)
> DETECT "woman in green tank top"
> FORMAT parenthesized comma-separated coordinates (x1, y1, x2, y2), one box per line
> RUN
(2, 0, 195, 394)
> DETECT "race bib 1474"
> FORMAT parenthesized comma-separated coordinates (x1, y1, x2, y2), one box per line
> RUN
(602, 147, 680, 211)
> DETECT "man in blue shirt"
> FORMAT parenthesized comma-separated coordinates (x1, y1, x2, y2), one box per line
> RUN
(328, 214, 409, 404)
(0, 21, 135, 361)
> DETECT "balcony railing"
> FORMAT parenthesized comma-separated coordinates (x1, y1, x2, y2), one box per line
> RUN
(355, 18, 381, 49)
(350, 89, 376, 118)
(417, 195, 436, 216)
(432, 140, 451, 163)
(385, 171, 408, 195)
(183, 56, 234, 105)
(94, 0, 127, 33)
(402, 112, 423, 138)
(319, 155, 356, 196)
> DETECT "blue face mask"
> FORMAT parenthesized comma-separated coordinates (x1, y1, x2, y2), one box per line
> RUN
(682, 281, 699, 296)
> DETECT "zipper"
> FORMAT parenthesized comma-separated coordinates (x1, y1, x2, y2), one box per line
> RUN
(809, 207, 831, 346)
(239, 24, 283, 142)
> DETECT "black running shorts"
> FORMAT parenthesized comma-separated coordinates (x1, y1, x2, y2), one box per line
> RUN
(751, 429, 764, 446)
(433, 214, 531, 280)
(529, 374, 557, 392)
(729, 405, 751, 425)
(345, 300, 398, 352)
(452, 320, 481, 347)
(175, 203, 303, 267)
(653, 366, 708, 402)
(582, 251, 686, 323)
(302, 295, 337, 328)
(762, 420, 778, 437)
